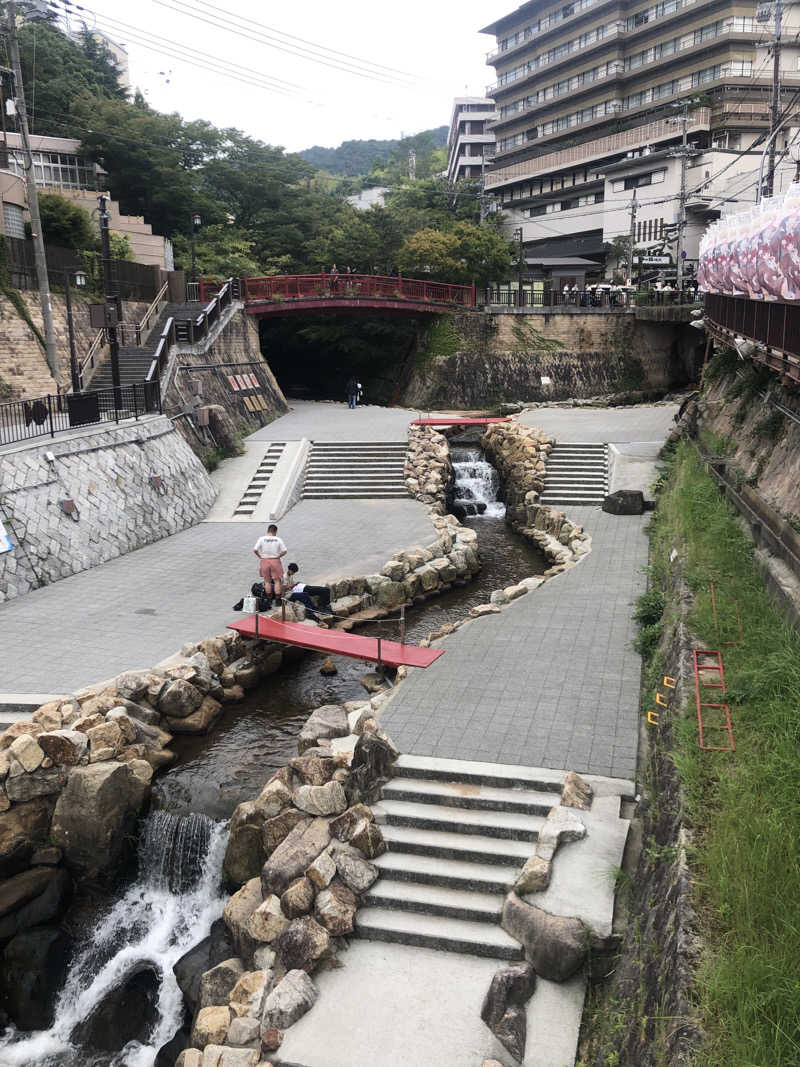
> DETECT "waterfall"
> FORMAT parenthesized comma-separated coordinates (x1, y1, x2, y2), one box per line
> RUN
(451, 447, 506, 518)
(0, 812, 228, 1067)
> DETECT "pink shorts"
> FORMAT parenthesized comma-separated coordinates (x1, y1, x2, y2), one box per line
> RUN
(259, 558, 284, 583)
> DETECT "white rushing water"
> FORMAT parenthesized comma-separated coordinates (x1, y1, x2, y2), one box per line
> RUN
(0, 812, 228, 1067)
(451, 447, 506, 518)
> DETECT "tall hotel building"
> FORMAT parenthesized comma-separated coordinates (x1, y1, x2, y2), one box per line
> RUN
(481, 0, 800, 282)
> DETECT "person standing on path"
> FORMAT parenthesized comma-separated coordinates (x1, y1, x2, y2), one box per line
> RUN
(253, 523, 287, 598)
(346, 375, 360, 409)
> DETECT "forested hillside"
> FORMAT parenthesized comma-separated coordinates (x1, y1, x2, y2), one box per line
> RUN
(6, 12, 509, 285)
(300, 126, 448, 177)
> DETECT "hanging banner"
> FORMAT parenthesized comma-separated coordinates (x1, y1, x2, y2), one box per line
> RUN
(0, 519, 11, 554)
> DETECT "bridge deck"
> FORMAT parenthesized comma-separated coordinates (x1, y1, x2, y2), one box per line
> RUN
(410, 417, 512, 426)
(228, 615, 445, 669)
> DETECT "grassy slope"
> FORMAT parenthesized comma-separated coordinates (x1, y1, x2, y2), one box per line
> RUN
(646, 442, 800, 1066)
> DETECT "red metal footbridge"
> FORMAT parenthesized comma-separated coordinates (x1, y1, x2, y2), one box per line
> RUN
(200, 274, 476, 318)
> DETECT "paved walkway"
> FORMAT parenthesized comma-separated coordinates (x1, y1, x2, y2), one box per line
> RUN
(383, 507, 648, 781)
(519, 403, 678, 443)
(249, 399, 422, 442)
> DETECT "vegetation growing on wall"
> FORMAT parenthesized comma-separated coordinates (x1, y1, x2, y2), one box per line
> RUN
(509, 319, 566, 355)
(0, 236, 45, 352)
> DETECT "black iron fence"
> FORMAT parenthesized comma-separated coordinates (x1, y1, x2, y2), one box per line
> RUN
(4, 237, 161, 302)
(481, 288, 701, 309)
(0, 381, 162, 448)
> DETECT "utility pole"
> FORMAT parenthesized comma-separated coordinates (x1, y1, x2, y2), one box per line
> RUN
(512, 226, 524, 306)
(98, 195, 121, 418)
(6, 0, 58, 381)
(766, 0, 783, 198)
(668, 98, 700, 292)
(626, 191, 638, 287)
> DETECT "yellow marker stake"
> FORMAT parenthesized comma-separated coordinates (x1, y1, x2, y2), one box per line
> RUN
(663, 676, 676, 688)
(647, 711, 660, 725)
(656, 692, 668, 707)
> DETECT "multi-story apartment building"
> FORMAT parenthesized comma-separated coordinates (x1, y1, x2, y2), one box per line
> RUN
(482, 0, 800, 284)
(446, 97, 497, 183)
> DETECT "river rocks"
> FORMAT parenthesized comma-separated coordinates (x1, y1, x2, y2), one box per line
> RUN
(191, 1005, 231, 1049)
(501, 893, 588, 982)
(375, 581, 406, 609)
(226, 1016, 260, 1048)
(225, 805, 267, 888)
(330, 842, 379, 893)
(37, 729, 88, 766)
(9, 734, 45, 773)
(514, 854, 551, 894)
(289, 755, 336, 787)
(313, 878, 357, 935)
(32, 701, 64, 731)
(0, 721, 43, 750)
(0, 925, 71, 1029)
(0, 866, 71, 941)
(471, 603, 501, 617)
(5, 765, 69, 803)
(274, 915, 331, 973)
(262, 810, 308, 857)
(351, 732, 397, 786)
(329, 803, 374, 842)
(535, 806, 587, 863)
(0, 797, 55, 877)
(224, 878, 263, 957)
(167, 696, 223, 735)
(246, 896, 288, 943)
(255, 777, 293, 817)
(199, 958, 246, 1011)
(561, 770, 593, 810)
(74, 962, 160, 1053)
(319, 657, 337, 676)
(85, 720, 123, 755)
(280, 876, 315, 918)
(293, 782, 347, 817)
(229, 970, 269, 1016)
(159, 678, 204, 719)
(480, 962, 536, 1063)
(297, 705, 348, 754)
(261, 969, 317, 1031)
(200, 1048, 260, 1067)
(50, 762, 148, 879)
(261, 817, 331, 897)
(306, 847, 336, 889)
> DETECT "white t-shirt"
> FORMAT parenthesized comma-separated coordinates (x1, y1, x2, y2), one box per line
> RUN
(253, 535, 287, 558)
(291, 581, 306, 593)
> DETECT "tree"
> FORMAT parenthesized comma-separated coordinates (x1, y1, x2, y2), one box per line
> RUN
(36, 194, 95, 251)
(172, 223, 260, 278)
(397, 222, 512, 287)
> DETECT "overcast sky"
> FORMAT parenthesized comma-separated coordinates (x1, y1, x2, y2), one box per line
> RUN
(66, 0, 497, 152)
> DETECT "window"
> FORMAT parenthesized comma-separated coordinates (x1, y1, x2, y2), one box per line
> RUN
(531, 205, 547, 216)
(726, 60, 752, 76)
(560, 198, 578, 210)
(2, 202, 24, 239)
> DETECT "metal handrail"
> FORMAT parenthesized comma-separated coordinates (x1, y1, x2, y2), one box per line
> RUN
(138, 279, 169, 341)
(240, 273, 476, 307)
(78, 329, 107, 389)
(146, 317, 175, 382)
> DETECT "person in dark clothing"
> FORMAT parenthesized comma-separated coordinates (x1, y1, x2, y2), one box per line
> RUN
(346, 375, 360, 408)
(285, 563, 332, 620)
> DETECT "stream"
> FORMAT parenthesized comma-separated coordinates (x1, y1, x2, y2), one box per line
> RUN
(0, 445, 546, 1066)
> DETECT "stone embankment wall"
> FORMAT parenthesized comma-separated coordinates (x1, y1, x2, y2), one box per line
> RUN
(0, 292, 148, 399)
(0, 415, 215, 602)
(404, 424, 453, 514)
(399, 310, 703, 409)
(161, 307, 288, 466)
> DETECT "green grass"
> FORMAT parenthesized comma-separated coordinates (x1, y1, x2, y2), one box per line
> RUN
(646, 442, 800, 1067)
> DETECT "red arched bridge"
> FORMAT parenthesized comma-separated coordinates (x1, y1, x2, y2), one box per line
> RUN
(199, 274, 476, 316)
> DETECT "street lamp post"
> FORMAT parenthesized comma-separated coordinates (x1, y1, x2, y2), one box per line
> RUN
(512, 227, 524, 306)
(191, 212, 202, 283)
(64, 267, 88, 393)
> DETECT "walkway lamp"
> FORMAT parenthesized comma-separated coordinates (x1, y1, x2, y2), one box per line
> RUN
(512, 227, 524, 307)
(191, 212, 202, 283)
(64, 266, 88, 393)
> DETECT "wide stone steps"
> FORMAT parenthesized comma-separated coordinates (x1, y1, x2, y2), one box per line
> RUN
(541, 441, 608, 506)
(302, 441, 409, 500)
(358, 754, 557, 960)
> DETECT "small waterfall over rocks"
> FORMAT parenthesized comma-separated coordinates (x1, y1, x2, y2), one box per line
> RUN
(0, 811, 227, 1067)
(451, 446, 506, 519)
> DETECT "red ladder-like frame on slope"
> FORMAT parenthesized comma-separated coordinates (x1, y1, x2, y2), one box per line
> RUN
(692, 648, 735, 751)
(228, 614, 444, 670)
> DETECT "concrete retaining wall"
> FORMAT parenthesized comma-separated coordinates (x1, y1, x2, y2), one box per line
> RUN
(0, 415, 215, 602)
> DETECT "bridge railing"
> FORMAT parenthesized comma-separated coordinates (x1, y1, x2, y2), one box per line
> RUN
(240, 273, 476, 307)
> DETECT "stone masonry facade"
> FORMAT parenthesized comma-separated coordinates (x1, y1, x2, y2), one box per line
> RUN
(0, 415, 215, 603)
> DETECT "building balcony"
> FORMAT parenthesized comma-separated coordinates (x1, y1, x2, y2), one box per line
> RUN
(484, 0, 618, 65)
(486, 108, 710, 190)
(488, 25, 625, 98)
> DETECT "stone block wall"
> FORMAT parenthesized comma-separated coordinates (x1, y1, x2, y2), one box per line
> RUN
(0, 415, 215, 602)
(0, 292, 148, 400)
(399, 309, 704, 408)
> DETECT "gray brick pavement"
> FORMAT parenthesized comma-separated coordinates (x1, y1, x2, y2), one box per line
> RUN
(383, 508, 648, 780)
(519, 403, 679, 443)
(0, 499, 435, 695)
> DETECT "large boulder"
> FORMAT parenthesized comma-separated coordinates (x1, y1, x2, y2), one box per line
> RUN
(158, 679, 204, 719)
(36, 730, 88, 766)
(280, 876, 315, 919)
(262, 810, 308, 857)
(198, 957, 245, 1011)
(224, 803, 266, 888)
(313, 879, 357, 936)
(273, 916, 331, 973)
(223, 878, 263, 958)
(330, 842, 379, 893)
(501, 894, 588, 982)
(245, 895, 288, 944)
(51, 763, 149, 879)
(190, 1004, 231, 1049)
(289, 755, 337, 786)
(260, 969, 317, 1031)
(0, 797, 56, 878)
(602, 489, 645, 515)
(297, 705, 348, 754)
(166, 696, 223, 735)
(73, 963, 160, 1052)
(480, 963, 536, 1063)
(0, 866, 72, 942)
(260, 818, 331, 898)
(174, 919, 237, 1014)
(0, 926, 71, 1030)
(292, 782, 347, 817)
(5, 765, 69, 803)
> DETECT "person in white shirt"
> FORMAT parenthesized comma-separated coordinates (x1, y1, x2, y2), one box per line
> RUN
(253, 523, 287, 597)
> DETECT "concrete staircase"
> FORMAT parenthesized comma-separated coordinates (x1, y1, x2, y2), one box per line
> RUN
(233, 442, 286, 517)
(357, 755, 564, 960)
(540, 442, 608, 507)
(302, 442, 409, 500)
